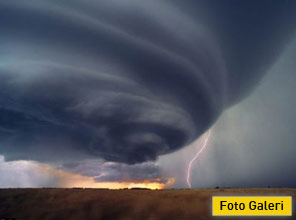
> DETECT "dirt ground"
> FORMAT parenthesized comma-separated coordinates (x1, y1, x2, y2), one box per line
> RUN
(0, 188, 295, 220)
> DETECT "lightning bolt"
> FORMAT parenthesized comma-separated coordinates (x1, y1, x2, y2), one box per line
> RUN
(186, 131, 211, 188)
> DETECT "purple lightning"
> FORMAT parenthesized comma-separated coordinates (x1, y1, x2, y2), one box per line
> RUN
(186, 131, 211, 188)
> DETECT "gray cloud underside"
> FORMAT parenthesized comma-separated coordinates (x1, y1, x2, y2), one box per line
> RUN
(61, 160, 166, 183)
(0, 0, 296, 164)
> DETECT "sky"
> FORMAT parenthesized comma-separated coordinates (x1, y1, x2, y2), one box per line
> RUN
(159, 37, 296, 188)
(0, 0, 295, 188)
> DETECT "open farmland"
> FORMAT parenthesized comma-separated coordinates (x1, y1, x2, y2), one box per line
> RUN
(0, 188, 295, 220)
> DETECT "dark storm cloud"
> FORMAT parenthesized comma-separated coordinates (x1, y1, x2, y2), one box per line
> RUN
(60, 160, 167, 183)
(0, 0, 296, 164)
(95, 162, 162, 182)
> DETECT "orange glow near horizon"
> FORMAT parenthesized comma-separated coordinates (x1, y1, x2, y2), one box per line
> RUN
(36, 163, 175, 190)
(0, 156, 175, 190)
(59, 174, 175, 190)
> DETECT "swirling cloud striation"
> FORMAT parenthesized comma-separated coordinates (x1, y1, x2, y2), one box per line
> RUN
(0, 0, 296, 164)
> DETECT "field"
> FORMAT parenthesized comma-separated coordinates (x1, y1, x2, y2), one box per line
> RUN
(0, 188, 295, 220)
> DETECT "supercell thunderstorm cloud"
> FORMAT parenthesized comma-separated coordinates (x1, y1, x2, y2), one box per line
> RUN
(0, 0, 296, 171)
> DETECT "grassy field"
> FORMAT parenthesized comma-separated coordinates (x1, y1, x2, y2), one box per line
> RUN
(0, 188, 295, 220)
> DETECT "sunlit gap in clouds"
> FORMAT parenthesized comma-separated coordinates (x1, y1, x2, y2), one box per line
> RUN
(60, 176, 175, 190)
(56, 164, 176, 190)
